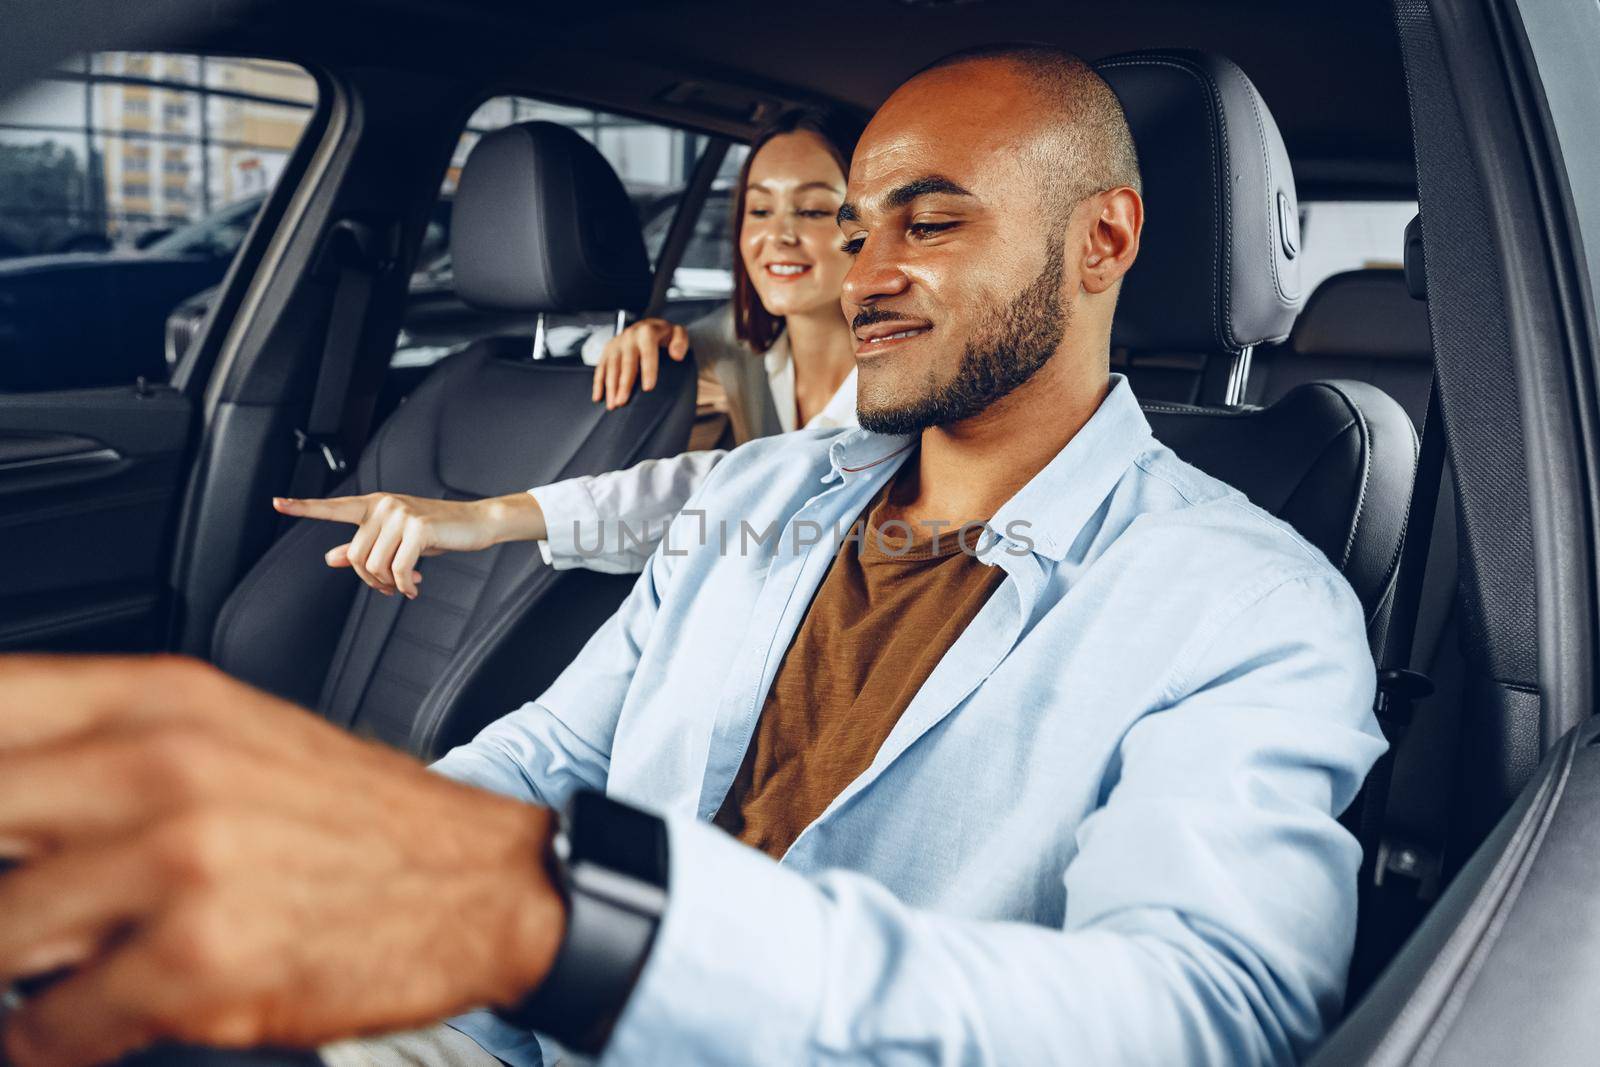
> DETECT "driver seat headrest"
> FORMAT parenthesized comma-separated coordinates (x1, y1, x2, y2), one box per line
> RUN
(1095, 50, 1305, 354)
(450, 121, 652, 315)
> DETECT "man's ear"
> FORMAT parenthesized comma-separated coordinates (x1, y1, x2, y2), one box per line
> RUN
(1079, 187, 1143, 295)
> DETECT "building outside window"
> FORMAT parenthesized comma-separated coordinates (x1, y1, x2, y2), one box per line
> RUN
(0, 52, 316, 252)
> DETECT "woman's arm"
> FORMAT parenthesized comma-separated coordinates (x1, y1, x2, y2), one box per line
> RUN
(272, 449, 728, 593)
(270, 491, 546, 598)
(530, 449, 728, 575)
(275, 308, 740, 591)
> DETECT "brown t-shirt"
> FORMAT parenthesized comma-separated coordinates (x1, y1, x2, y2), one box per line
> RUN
(713, 464, 1005, 859)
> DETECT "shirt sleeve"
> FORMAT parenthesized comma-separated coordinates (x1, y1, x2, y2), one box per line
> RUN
(601, 572, 1386, 1067)
(528, 450, 728, 576)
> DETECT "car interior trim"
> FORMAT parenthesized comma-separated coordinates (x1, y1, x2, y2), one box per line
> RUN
(0, 445, 121, 477)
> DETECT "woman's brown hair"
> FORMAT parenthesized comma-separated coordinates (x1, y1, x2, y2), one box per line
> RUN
(730, 107, 863, 353)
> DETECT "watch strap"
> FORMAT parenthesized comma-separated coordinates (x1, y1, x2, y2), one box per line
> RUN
(499, 792, 668, 1054)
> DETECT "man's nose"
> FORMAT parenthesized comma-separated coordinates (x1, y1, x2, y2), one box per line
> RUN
(841, 236, 910, 305)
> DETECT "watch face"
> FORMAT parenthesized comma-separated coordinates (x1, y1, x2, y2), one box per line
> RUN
(569, 792, 670, 888)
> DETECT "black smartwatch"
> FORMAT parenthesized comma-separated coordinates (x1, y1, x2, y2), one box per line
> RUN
(499, 790, 670, 1054)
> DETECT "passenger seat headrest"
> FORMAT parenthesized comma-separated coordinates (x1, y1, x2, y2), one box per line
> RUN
(450, 121, 652, 314)
(1290, 270, 1432, 361)
(1095, 50, 1304, 353)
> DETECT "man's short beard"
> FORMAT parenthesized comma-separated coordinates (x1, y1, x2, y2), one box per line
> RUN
(858, 239, 1068, 436)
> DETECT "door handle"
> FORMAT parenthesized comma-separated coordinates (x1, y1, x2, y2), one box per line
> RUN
(0, 435, 122, 477)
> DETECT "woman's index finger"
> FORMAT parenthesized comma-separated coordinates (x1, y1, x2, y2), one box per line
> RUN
(272, 496, 368, 524)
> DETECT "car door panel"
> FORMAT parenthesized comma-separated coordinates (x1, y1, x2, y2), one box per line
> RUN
(0, 431, 117, 471)
(1313, 717, 1600, 1064)
(0, 382, 191, 651)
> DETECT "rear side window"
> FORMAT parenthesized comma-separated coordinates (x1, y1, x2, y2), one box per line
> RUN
(1297, 200, 1419, 293)
(0, 52, 318, 392)
(393, 96, 731, 374)
(649, 144, 746, 304)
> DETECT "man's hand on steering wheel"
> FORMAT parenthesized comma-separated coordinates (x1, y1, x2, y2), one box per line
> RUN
(0, 656, 565, 1067)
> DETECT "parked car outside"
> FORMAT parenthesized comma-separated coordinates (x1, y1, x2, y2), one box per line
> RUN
(0, 195, 262, 391)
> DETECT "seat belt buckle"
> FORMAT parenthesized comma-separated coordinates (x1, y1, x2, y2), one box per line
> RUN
(1375, 836, 1443, 901)
(293, 429, 348, 475)
(1374, 667, 1433, 742)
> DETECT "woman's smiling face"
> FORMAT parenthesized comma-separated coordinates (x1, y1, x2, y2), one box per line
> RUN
(739, 130, 852, 321)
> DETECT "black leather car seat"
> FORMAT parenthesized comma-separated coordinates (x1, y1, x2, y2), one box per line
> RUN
(1247, 250, 1466, 996)
(1105, 50, 1428, 1001)
(1143, 385, 1416, 631)
(1250, 269, 1434, 424)
(211, 122, 695, 752)
(1246, 264, 1458, 746)
(1097, 49, 1303, 410)
(1100, 50, 1417, 631)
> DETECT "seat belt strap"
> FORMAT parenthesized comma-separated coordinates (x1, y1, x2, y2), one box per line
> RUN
(1346, 378, 1449, 995)
(287, 219, 394, 500)
(1381, 380, 1447, 677)
(1361, 377, 1447, 892)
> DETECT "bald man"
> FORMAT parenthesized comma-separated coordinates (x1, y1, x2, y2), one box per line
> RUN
(0, 46, 1382, 1067)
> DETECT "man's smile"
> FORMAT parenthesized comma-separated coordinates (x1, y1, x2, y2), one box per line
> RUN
(853, 318, 934, 356)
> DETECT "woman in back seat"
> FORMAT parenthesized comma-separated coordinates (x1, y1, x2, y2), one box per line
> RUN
(274, 107, 862, 595)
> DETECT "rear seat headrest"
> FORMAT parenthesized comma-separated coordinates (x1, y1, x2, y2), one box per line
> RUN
(450, 121, 651, 314)
(1289, 269, 1432, 361)
(1095, 50, 1304, 354)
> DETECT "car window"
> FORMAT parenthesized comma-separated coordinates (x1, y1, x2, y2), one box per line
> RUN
(1297, 200, 1419, 294)
(639, 144, 746, 303)
(390, 96, 728, 376)
(144, 195, 263, 257)
(0, 52, 318, 392)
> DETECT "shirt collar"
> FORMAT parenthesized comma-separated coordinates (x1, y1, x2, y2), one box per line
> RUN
(824, 375, 1152, 560)
(825, 428, 915, 484)
(989, 374, 1153, 562)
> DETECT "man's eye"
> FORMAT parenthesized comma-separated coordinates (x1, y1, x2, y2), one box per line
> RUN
(840, 236, 865, 256)
(909, 221, 958, 239)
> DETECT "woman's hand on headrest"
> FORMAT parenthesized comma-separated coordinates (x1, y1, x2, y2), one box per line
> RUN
(593, 317, 690, 411)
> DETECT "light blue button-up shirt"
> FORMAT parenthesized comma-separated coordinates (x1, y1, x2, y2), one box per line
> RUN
(433, 375, 1385, 1067)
